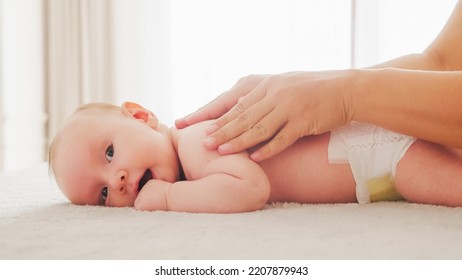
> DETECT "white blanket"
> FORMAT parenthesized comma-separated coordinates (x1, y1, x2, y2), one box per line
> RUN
(1, 163, 462, 259)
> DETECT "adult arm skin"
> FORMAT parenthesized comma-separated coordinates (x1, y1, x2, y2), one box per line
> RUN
(176, 0, 462, 161)
(354, 0, 462, 148)
(353, 69, 462, 149)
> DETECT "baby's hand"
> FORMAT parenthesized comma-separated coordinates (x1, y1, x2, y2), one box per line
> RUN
(134, 179, 171, 211)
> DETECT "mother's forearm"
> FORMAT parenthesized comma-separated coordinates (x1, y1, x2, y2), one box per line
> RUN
(367, 52, 447, 71)
(352, 68, 462, 148)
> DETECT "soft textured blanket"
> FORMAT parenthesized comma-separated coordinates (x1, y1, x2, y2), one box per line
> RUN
(1, 163, 461, 259)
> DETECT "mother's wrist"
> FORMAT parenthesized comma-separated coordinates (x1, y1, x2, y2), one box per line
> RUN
(343, 68, 364, 123)
(348, 68, 385, 123)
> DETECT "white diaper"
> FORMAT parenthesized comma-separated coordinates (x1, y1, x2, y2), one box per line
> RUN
(328, 122, 416, 203)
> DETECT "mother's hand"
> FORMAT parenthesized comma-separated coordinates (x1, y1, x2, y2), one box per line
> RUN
(175, 74, 267, 129)
(176, 70, 357, 161)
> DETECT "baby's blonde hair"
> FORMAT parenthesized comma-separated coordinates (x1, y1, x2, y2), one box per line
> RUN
(48, 102, 120, 177)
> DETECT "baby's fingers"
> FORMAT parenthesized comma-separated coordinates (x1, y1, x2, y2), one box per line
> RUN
(134, 180, 170, 211)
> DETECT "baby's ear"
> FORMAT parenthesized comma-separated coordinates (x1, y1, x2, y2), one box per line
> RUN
(121, 101, 159, 128)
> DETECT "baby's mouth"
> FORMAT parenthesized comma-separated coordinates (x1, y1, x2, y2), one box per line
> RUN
(138, 169, 153, 192)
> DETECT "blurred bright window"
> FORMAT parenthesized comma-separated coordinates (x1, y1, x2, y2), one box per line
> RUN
(0, 0, 457, 171)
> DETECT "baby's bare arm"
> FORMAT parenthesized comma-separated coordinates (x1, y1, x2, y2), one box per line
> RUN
(135, 152, 270, 213)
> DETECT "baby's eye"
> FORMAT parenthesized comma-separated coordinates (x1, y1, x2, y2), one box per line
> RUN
(100, 186, 108, 205)
(105, 144, 114, 162)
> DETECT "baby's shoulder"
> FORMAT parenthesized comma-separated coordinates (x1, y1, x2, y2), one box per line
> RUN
(173, 120, 219, 179)
(174, 120, 213, 145)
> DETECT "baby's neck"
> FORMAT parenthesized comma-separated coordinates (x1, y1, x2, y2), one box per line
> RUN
(168, 125, 179, 153)
(168, 126, 185, 181)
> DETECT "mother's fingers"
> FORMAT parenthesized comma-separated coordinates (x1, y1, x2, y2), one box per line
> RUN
(175, 91, 233, 129)
(176, 75, 268, 129)
(205, 82, 268, 136)
(216, 108, 285, 155)
(250, 124, 299, 162)
(203, 104, 270, 151)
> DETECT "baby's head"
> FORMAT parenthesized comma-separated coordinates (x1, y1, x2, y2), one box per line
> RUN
(49, 102, 180, 207)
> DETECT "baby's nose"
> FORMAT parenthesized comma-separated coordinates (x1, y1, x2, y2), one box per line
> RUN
(111, 170, 128, 192)
(119, 171, 127, 182)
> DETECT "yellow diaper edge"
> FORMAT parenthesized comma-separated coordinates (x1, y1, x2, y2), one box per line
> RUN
(366, 174, 404, 202)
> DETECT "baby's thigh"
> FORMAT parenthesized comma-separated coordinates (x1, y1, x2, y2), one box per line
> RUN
(395, 140, 462, 206)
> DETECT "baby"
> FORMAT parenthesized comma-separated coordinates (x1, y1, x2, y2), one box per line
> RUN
(49, 102, 462, 213)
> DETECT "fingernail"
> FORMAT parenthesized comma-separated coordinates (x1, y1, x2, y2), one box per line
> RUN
(206, 124, 219, 135)
(218, 143, 232, 154)
(202, 137, 217, 148)
(250, 152, 261, 162)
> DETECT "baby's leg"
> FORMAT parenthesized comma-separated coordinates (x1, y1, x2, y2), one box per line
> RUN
(395, 140, 462, 207)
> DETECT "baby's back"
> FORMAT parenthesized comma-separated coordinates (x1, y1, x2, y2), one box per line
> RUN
(174, 121, 357, 205)
(258, 133, 357, 204)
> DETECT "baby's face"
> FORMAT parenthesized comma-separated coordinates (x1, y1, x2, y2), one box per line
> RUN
(53, 105, 180, 207)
